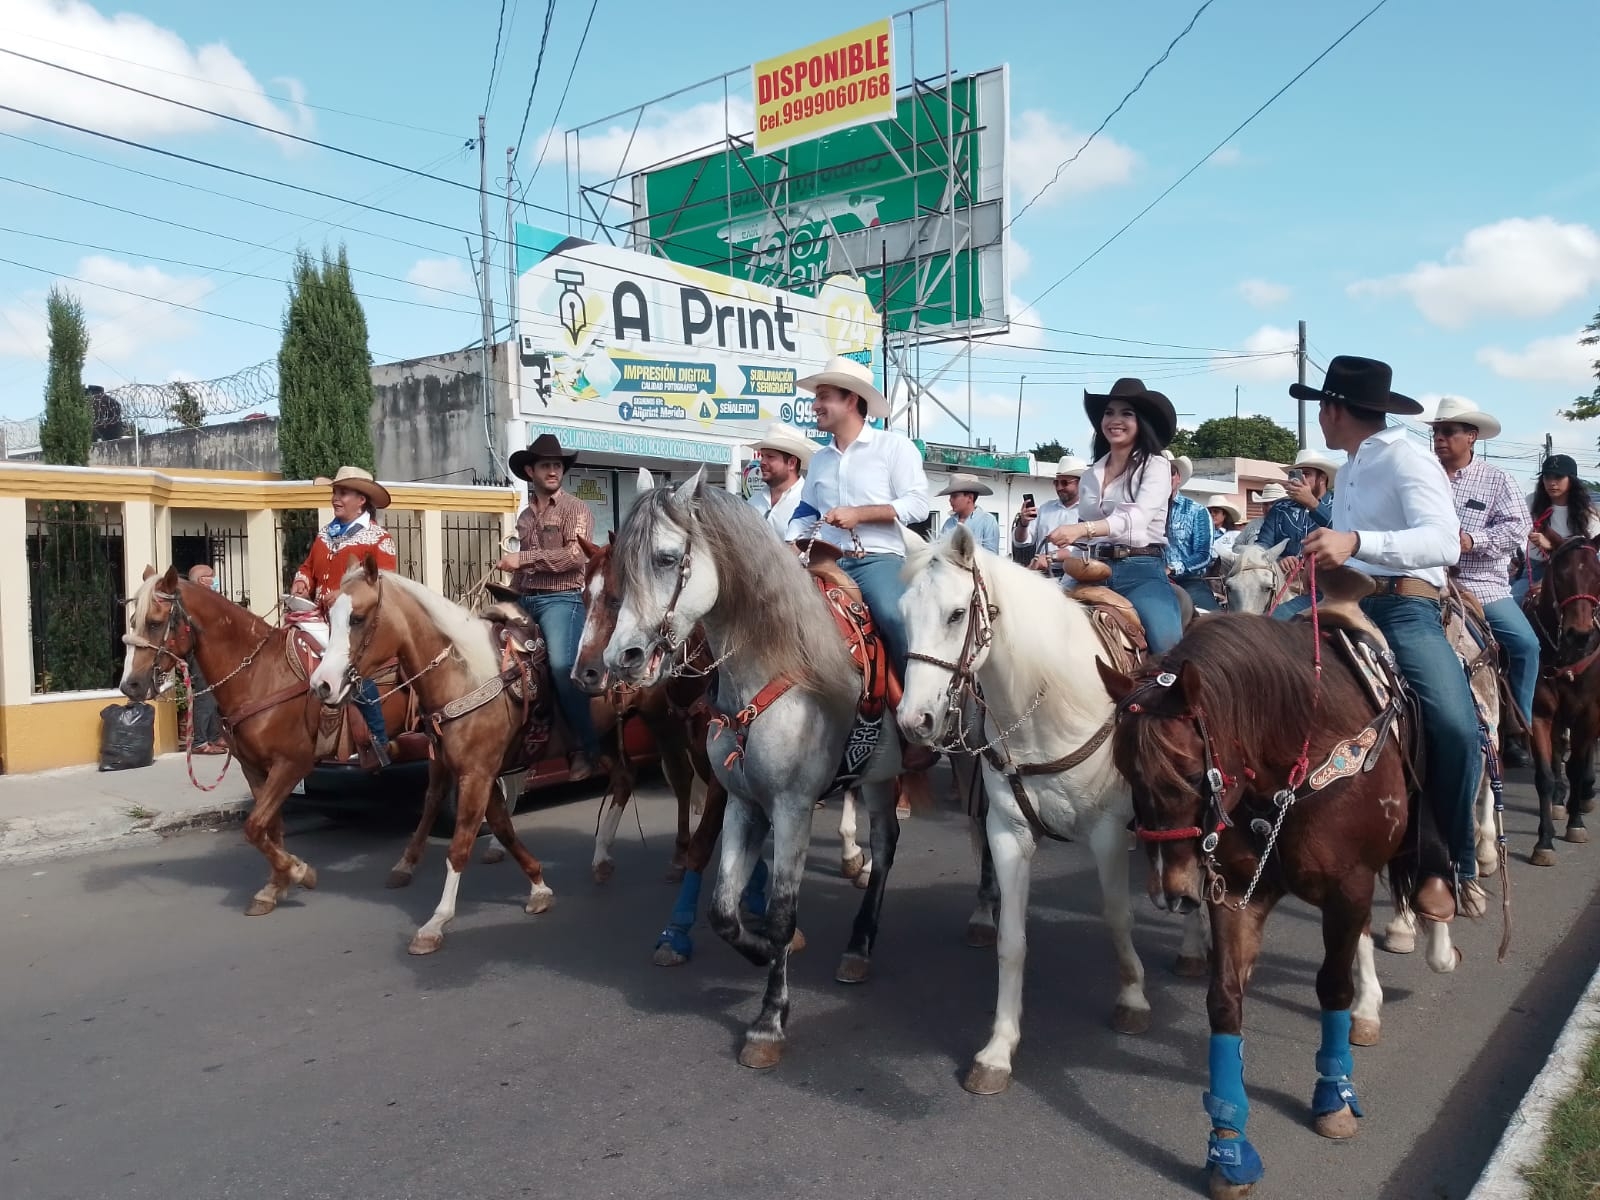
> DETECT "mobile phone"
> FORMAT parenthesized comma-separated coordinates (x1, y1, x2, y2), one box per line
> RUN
(1022, 492, 1035, 507)
(1287, 470, 1304, 485)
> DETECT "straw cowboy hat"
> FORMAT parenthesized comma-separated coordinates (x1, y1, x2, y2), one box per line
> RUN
(1288, 355, 1421, 415)
(1083, 378, 1178, 447)
(749, 421, 817, 467)
(936, 472, 994, 498)
(797, 356, 888, 421)
(508, 432, 579, 481)
(1050, 455, 1090, 478)
(1257, 482, 1289, 503)
(314, 465, 390, 510)
(1426, 395, 1502, 441)
(1291, 447, 1343, 484)
(1204, 495, 1245, 524)
(1161, 449, 1193, 486)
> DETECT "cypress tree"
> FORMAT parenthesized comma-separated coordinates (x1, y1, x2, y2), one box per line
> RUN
(39, 287, 91, 466)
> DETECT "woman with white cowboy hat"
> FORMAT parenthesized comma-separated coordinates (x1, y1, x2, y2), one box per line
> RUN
(291, 465, 399, 767)
(1045, 378, 1186, 653)
(936, 472, 1000, 554)
(747, 421, 816, 534)
(1205, 495, 1247, 559)
(1251, 447, 1340, 559)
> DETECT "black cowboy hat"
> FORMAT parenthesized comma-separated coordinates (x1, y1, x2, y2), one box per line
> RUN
(1083, 378, 1178, 448)
(509, 432, 578, 480)
(1288, 355, 1421, 416)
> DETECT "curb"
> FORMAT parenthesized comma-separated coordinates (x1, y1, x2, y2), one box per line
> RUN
(1467, 953, 1600, 1199)
(0, 799, 251, 866)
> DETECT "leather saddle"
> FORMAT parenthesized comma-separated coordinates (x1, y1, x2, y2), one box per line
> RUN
(1069, 585, 1147, 676)
(281, 627, 429, 766)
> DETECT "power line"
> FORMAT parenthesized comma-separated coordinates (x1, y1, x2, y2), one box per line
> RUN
(513, 0, 559, 165)
(1028, 0, 1393, 308)
(1008, 0, 1218, 228)
(482, 0, 511, 115)
(523, 0, 600, 184)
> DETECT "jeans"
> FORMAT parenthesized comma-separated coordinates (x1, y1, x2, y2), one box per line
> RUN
(1482, 597, 1539, 728)
(354, 677, 387, 747)
(519, 590, 600, 757)
(186, 656, 222, 745)
(1110, 555, 1184, 655)
(840, 552, 911, 679)
(1511, 560, 1544, 607)
(1176, 575, 1219, 613)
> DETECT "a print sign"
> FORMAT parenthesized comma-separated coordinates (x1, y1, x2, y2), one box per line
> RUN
(752, 19, 895, 154)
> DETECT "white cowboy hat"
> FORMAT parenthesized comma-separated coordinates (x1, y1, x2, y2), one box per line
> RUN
(936, 471, 994, 498)
(1161, 450, 1193, 486)
(1050, 455, 1089, 478)
(1257, 482, 1289, 503)
(748, 421, 816, 467)
(1426, 395, 1502, 441)
(1291, 447, 1343, 484)
(796, 356, 888, 421)
(313, 464, 391, 510)
(1204, 495, 1245, 524)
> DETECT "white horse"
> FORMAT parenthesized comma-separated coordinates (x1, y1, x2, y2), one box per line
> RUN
(1219, 538, 1291, 615)
(897, 524, 1209, 1094)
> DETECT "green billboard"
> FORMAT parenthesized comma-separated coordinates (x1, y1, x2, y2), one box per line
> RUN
(630, 67, 1007, 337)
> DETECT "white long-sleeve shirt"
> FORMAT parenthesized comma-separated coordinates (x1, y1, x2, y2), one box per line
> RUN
(748, 478, 804, 535)
(787, 424, 930, 557)
(1013, 498, 1078, 554)
(1077, 454, 1171, 548)
(1332, 425, 1460, 588)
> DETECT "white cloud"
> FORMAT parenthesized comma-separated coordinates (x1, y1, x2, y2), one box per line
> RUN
(1349, 217, 1600, 329)
(918, 386, 1036, 446)
(1208, 144, 1243, 167)
(0, 303, 47, 360)
(1477, 330, 1596, 384)
(554, 98, 756, 182)
(1238, 278, 1290, 308)
(405, 257, 473, 297)
(1212, 325, 1299, 383)
(1008, 110, 1137, 207)
(0, 0, 311, 144)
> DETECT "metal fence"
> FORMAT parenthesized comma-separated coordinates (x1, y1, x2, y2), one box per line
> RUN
(274, 509, 317, 592)
(440, 511, 501, 605)
(169, 512, 251, 609)
(26, 500, 125, 694)
(384, 508, 423, 580)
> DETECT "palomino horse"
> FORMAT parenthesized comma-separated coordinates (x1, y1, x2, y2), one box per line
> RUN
(1101, 579, 1457, 1200)
(1524, 534, 1600, 861)
(118, 565, 415, 916)
(311, 563, 588, 954)
(897, 524, 1208, 1095)
(599, 470, 905, 1069)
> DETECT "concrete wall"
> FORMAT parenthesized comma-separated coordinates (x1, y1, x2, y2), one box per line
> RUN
(85, 419, 283, 474)
(371, 342, 510, 486)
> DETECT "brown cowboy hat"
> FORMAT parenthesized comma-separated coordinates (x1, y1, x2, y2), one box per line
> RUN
(1083, 378, 1178, 448)
(509, 432, 579, 480)
(1288, 355, 1421, 415)
(314, 465, 390, 510)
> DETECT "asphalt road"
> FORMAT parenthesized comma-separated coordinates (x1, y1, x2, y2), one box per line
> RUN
(4, 768, 1600, 1200)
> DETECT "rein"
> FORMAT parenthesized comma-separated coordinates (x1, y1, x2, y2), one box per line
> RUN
(1266, 556, 1305, 616)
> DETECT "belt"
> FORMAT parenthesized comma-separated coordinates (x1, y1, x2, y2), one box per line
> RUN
(1088, 543, 1163, 561)
(1369, 575, 1440, 601)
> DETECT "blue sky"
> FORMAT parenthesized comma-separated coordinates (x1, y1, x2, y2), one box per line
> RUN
(1, 0, 1596, 482)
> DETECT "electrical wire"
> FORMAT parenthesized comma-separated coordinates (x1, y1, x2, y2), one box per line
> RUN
(482, 0, 510, 116)
(522, 0, 600, 184)
(513, 0, 559, 166)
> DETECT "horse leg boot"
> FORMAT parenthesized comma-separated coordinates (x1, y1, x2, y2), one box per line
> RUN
(482, 779, 553, 914)
(1089, 807, 1152, 1035)
(654, 779, 729, 967)
(837, 779, 900, 984)
(389, 763, 449, 888)
(964, 809, 1035, 1096)
(1310, 893, 1372, 1141)
(409, 772, 494, 955)
(1203, 900, 1272, 1200)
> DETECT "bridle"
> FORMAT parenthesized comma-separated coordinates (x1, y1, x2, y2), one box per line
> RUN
(123, 586, 270, 699)
(1532, 541, 1600, 680)
(335, 576, 452, 700)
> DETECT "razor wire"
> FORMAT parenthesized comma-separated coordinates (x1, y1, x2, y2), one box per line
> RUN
(102, 360, 280, 423)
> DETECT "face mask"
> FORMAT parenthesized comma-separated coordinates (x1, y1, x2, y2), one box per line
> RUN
(209, 576, 219, 591)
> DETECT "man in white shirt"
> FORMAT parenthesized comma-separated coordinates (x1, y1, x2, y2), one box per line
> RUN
(1290, 355, 1485, 920)
(1013, 457, 1087, 576)
(786, 355, 930, 680)
(746, 422, 814, 534)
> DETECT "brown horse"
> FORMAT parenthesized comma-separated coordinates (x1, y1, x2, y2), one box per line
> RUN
(118, 565, 415, 916)
(1524, 534, 1600, 862)
(1099, 595, 1456, 1200)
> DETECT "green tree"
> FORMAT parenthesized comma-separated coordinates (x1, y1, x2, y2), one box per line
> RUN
(1030, 439, 1072, 462)
(39, 287, 91, 466)
(1559, 308, 1600, 424)
(169, 381, 205, 429)
(1174, 415, 1299, 462)
(1169, 428, 1199, 458)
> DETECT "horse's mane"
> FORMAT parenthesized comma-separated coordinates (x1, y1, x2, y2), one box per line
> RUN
(365, 570, 499, 684)
(131, 572, 273, 639)
(613, 482, 856, 708)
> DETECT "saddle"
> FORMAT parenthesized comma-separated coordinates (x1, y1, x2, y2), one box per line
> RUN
(1070, 585, 1147, 675)
(280, 628, 429, 765)
(470, 601, 555, 773)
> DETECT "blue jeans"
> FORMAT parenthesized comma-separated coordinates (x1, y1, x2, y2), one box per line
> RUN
(354, 677, 387, 747)
(1511, 560, 1544, 606)
(1176, 575, 1219, 613)
(1482, 597, 1539, 728)
(1111, 555, 1184, 655)
(840, 552, 910, 679)
(520, 590, 600, 757)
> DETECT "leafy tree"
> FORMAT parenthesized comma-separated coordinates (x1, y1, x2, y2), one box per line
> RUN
(169, 382, 205, 429)
(1172, 415, 1298, 462)
(39, 287, 91, 466)
(1169, 428, 1199, 458)
(1030, 439, 1072, 462)
(1560, 308, 1600, 425)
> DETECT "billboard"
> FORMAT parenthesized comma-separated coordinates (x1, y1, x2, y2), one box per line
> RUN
(631, 67, 1008, 337)
(514, 223, 879, 445)
(752, 18, 895, 154)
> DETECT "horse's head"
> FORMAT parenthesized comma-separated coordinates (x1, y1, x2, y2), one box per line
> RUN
(310, 556, 392, 704)
(1223, 539, 1288, 615)
(573, 533, 616, 695)
(1099, 658, 1213, 914)
(120, 564, 193, 701)
(604, 469, 720, 687)
(1543, 535, 1600, 659)
(898, 523, 996, 745)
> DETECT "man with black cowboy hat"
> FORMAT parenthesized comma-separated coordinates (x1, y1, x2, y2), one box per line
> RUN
(499, 433, 601, 780)
(1288, 356, 1486, 921)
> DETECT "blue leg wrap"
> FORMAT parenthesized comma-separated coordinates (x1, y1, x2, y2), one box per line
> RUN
(1313, 1009, 1364, 1118)
(655, 870, 701, 959)
(741, 859, 769, 917)
(1205, 1034, 1263, 1186)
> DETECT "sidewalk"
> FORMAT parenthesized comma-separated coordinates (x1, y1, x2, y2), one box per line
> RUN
(0, 753, 253, 866)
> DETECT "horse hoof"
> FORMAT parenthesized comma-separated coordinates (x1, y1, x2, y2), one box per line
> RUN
(852, 870, 871, 891)
(962, 1062, 1012, 1096)
(788, 928, 807, 954)
(384, 869, 413, 890)
(1553, 804, 1568, 823)
(652, 944, 689, 967)
(841, 851, 865, 880)
(1209, 1174, 1256, 1200)
(1314, 1105, 1360, 1140)
(480, 845, 506, 866)
(1478, 853, 1499, 878)
(1532, 847, 1558, 867)
(835, 954, 871, 984)
(1112, 1004, 1151, 1036)
(1174, 954, 1210, 979)
(1350, 1018, 1381, 1047)
(408, 932, 443, 956)
(1584, 795, 1597, 815)
(965, 921, 998, 948)
(738, 1039, 784, 1070)
(1565, 827, 1589, 844)
(244, 897, 277, 917)
(593, 860, 615, 885)
(297, 866, 318, 890)
(524, 889, 554, 915)
(1383, 929, 1416, 955)
(664, 864, 686, 884)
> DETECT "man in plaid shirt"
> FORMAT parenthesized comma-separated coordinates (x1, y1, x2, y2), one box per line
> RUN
(1429, 399, 1538, 756)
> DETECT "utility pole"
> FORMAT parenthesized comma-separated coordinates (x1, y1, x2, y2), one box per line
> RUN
(504, 146, 517, 331)
(1296, 319, 1308, 450)
(477, 115, 498, 467)
(1234, 385, 1240, 458)
(1546, 432, 1554, 466)
(1013, 375, 1026, 455)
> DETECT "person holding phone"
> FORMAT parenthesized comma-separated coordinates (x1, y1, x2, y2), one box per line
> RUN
(1012, 457, 1087, 575)
(1252, 448, 1340, 558)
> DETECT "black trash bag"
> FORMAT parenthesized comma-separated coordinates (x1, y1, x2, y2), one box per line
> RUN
(99, 701, 156, 772)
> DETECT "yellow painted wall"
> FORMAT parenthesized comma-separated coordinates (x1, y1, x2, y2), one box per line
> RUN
(2, 695, 178, 775)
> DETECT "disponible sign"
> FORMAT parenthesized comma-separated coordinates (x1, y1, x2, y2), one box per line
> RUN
(515, 223, 877, 444)
(752, 19, 894, 154)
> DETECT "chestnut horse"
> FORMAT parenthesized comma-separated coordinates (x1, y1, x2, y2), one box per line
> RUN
(118, 565, 414, 916)
(1101, 593, 1456, 1200)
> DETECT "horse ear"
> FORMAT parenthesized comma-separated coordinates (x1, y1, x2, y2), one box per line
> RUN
(577, 534, 599, 560)
(1215, 547, 1237, 572)
(637, 467, 656, 491)
(1268, 539, 1289, 560)
(944, 521, 976, 566)
(363, 553, 381, 583)
(1175, 658, 1203, 704)
(142, 564, 157, 581)
(669, 467, 705, 515)
(159, 564, 179, 591)
(1095, 658, 1135, 702)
